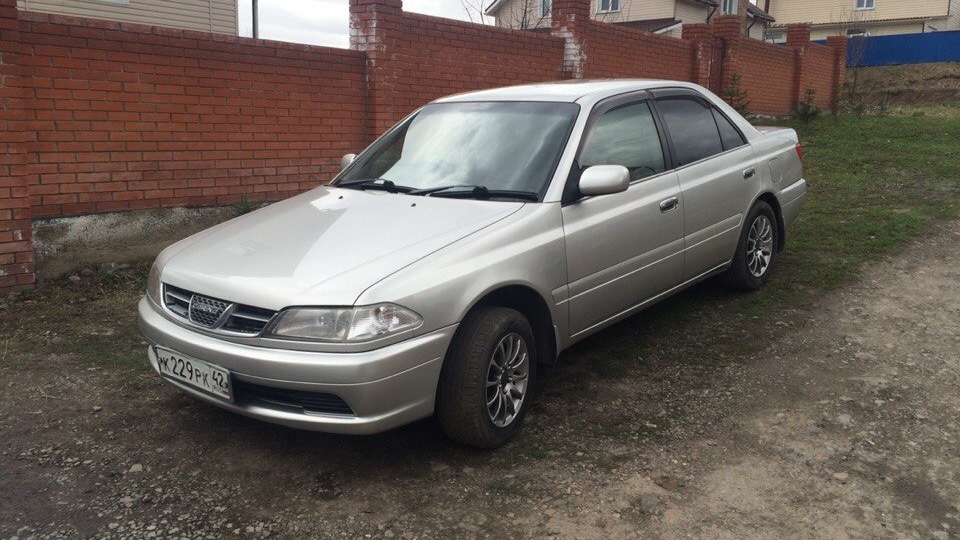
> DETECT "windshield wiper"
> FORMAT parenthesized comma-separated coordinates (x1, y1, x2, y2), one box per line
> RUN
(338, 178, 414, 193)
(409, 185, 539, 202)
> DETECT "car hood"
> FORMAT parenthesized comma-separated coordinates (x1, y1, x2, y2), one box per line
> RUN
(159, 186, 524, 310)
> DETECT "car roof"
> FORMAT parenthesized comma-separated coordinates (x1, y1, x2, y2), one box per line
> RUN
(432, 79, 704, 104)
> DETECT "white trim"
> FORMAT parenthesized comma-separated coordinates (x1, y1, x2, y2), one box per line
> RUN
(655, 22, 684, 34)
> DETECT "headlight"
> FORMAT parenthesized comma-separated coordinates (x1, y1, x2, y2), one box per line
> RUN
(146, 263, 162, 305)
(268, 304, 422, 342)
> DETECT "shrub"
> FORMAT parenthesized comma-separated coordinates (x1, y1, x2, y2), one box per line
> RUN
(720, 74, 752, 118)
(793, 87, 821, 124)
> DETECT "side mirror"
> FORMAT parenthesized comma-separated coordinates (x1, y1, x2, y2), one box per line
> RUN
(578, 165, 629, 197)
(340, 153, 356, 171)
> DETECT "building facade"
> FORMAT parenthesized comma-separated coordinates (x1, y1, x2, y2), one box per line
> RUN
(16, 0, 237, 34)
(762, 0, 958, 41)
(485, 0, 772, 39)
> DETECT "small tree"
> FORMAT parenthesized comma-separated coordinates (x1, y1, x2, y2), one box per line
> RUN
(793, 87, 821, 124)
(720, 73, 752, 118)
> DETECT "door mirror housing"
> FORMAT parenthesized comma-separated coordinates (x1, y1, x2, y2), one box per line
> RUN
(340, 153, 356, 171)
(578, 165, 629, 197)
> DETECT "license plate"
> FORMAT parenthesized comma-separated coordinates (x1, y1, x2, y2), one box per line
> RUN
(155, 347, 232, 401)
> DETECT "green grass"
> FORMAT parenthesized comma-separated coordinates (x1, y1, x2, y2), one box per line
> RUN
(0, 262, 152, 370)
(719, 111, 960, 320)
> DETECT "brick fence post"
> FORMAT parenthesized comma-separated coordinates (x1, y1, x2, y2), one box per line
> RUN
(825, 35, 848, 111)
(551, 0, 589, 79)
(786, 23, 811, 110)
(0, 0, 34, 292)
(682, 23, 714, 89)
(348, 0, 402, 141)
(712, 15, 742, 95)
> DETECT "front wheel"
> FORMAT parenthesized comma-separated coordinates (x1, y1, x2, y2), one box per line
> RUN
(436, 307, 536, 449)
(721, 201, 778, 291)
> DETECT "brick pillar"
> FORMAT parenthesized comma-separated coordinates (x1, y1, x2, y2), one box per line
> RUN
(712, 15, 742, 95)
(786, 23, 812, 110)
(682, 23, 714, 89)
(785, 23, 811, 48)
(551, 0, 589, 79)
(349, 0, 402, 141)
(825, 35, 848, 112)
(713, 14, 742, 38)
(0, 0, 35, 292)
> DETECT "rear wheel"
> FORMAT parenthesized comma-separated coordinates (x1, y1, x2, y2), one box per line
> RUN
(436, 307, 536, 449)
(722, 201, 778, 291)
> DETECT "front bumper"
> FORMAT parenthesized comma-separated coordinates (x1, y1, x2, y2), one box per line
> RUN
(137, 297, 457, 434)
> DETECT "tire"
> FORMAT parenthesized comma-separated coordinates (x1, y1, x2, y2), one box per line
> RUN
(721, 201, 779, 291)
(436, 307, 537, 449)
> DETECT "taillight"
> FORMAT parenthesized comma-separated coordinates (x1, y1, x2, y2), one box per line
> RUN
(795, 143, 804, 161)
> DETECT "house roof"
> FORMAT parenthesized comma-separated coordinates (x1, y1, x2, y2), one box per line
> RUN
(614, 17, 684, 33)
(746, 3, 775, 22)
(483, 0, 508, 15)
(769, 15, 933, 29)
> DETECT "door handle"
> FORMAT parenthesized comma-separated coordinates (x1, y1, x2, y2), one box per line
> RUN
(743, 167, 756, 180)
(659, 197, 679, 213)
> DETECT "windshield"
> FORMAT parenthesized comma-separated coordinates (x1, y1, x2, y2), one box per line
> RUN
(336, 101, 579, 198)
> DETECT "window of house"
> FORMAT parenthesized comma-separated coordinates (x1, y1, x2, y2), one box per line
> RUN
(855, 0, 875, 10)
(722, 0, 737, 14)
(656, 98, 725, 166)
(540, 0, 551, 17)
(598, 0, 620, 13)
(580, 101, 665, 182)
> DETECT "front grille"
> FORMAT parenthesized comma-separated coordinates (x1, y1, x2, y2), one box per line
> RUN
(162, 284, 277, 336)
(189, 294, 229, 327)
(234, 380, 355, 416)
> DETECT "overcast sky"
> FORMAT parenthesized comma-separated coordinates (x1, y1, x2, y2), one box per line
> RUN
(236, 0, 483, 48)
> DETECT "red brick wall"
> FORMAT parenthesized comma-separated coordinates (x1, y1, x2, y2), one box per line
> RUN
(0, 0, 34, 289)
(563, 19, 696, 81)
(715, 15, 798, 116)
(350, 0, 564, 138)
(18, 11, 367, 218)
(796, 43, 839, 110)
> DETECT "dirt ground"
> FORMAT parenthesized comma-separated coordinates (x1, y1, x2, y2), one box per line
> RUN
(848, 62, 960, 105)
(2, 222, 959, 540)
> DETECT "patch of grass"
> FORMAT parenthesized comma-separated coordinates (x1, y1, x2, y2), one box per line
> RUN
(0, 262, 152, 370)
(231, 193, 260, 216)
(773, 112, 960, 294)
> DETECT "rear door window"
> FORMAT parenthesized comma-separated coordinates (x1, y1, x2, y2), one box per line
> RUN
(712, 108, 747, 150)
(656, 98, 724, 166)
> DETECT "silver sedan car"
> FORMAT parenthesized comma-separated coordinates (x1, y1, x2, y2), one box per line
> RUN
(138, 80, 805, 449)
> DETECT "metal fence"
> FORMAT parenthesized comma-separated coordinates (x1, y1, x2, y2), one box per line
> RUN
(840, 30, 960, 67)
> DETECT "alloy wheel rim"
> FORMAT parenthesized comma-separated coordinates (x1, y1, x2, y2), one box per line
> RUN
(746, 215, 774, 277)
(485, 333, 530, 428)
